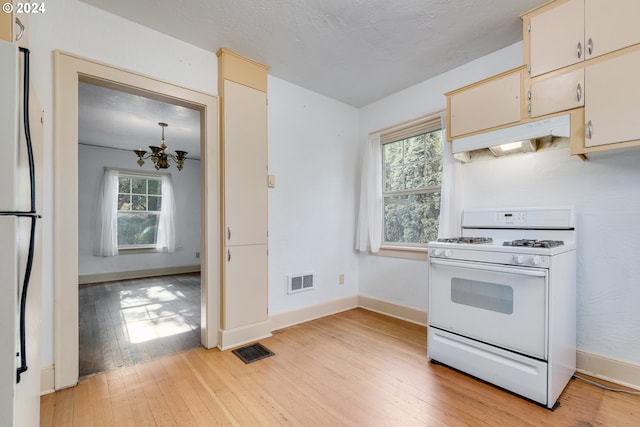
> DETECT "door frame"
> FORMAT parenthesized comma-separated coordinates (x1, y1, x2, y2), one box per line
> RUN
(54, 51, 219, 390)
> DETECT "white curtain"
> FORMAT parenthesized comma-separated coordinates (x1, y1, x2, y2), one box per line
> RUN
(438, 112, 463, 238)
(93, 169, 119, 256)
(156, 175, 176, 253)
(356, 133, 383, 253)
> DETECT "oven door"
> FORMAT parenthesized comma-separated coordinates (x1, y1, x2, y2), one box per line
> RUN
(428, 258, 548, 359)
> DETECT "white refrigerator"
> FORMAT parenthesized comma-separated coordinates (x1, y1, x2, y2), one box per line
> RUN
(0, 39, 43, 427)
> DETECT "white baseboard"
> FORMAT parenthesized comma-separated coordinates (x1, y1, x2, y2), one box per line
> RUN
(269, 296, 358, 332)
(218, 320, 273, 351)
(40, 365, 55, 395)
(358, 295, 427, 326)
(577, 349, 640, 391)
(79, 265, 201, 285)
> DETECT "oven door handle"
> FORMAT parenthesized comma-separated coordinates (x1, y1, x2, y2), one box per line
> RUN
(429, 258, 547, 277)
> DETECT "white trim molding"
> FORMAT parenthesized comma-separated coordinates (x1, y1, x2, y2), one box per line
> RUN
(358, 295, 427, 326)
(79, 265, 201, 285)
(40, 365, 55, 396)
(269, 296, 358, 332)
(218, 320, 273, 351)
(577, 349, 640, 391)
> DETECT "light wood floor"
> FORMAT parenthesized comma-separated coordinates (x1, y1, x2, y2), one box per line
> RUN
(42, 308, 638, 426)
(79, 273, 201, 376)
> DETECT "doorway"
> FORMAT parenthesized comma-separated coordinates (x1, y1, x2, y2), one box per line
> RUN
(54, 51, 219, 390)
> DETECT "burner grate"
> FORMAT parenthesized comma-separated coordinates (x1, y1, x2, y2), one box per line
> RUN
(502, 239, 564, 248)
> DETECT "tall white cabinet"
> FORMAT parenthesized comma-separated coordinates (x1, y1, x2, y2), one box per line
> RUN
(217, 49, 271, 349)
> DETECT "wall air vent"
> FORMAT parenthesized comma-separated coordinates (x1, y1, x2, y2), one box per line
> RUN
(287, 272, 314, 294)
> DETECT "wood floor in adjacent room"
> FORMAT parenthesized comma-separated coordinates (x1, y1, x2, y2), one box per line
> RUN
(42, 308, 638, 426)
(79, 273, 201, 377)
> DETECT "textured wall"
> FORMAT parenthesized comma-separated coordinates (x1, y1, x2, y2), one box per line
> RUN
(77, 144, 201, 276)
(267, 75, 360, 315)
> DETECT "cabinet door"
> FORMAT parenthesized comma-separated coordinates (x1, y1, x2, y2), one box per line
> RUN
(223, 244, 268, 329)
(529, 68, 584, 118)
(449, 69, 522, 138)
(0, 5, 11, 41)
(585, 0, 640, 60)
(585, 49, 640, 147)
(529, 0, 584, 77)
(224, 79, 268, 246)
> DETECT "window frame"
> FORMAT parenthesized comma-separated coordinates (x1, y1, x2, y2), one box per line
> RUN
(116, 171, 165, 250)
(378, 113, 444, 255)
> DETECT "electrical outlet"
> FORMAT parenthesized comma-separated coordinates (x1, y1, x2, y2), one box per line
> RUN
(196, 252, 200, 259)
(339, 274, 344, 285)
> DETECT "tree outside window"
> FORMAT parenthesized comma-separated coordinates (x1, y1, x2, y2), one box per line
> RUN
(382, 129, 443, 246)
(117, 175, 163, 248)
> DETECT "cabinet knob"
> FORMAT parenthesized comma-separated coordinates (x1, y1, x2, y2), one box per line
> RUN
(576, 83, 582, 102)
(587, 38, 593, 56)
(586, 120, 593, 139)
(227, 249, 231, 262)
(577, 41, 582, 59)
(227, 227, 231, 241)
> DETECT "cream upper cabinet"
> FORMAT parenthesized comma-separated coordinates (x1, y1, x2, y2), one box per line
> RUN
(0, 9, 11, 42)
(529, 68, 584, 118)
(223, 79, 268, 246)
(527, 0, 640, 78)
(584, 48, 640, 148)
(584, 0, 640, 61)
(447, 66, 523, 140)
(528, 0, 584, 77)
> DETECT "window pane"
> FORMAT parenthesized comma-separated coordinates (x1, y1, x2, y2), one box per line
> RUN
(403, 160, 426, 190)
(384, 165, 405, 192)
(131, 195, 147, 211)
(131, 178, 146, 195)
(148, 195, 162, 212)
(148, 179, 162, 195)
(118, 177, 130, 193)
(404, 135, 425, 159)
(383, 192, 441, 245)
(118, 194, 131, 211)
(383, 141, 404, 192)
(117, 212, 160, 246)
(383, 140, 403, 168)
(425, 157, 443, 187)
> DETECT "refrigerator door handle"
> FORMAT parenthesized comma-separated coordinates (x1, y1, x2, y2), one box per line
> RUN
(19, 47, 36, 214)
(16, 216, 37, 383)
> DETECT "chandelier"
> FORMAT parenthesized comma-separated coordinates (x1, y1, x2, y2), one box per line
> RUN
(133, 122, 188, 170)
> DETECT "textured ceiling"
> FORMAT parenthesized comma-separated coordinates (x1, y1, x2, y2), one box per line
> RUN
(80, 0, 548, 107)
(78, 82, 202, 158)
(78, 0, 549, 157)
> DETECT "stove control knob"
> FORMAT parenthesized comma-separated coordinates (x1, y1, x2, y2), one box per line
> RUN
(433, 249, 443, 257)
(514, 255, 526, 264)
(444, 249, 453, 258)
(531, 255, 542, 265)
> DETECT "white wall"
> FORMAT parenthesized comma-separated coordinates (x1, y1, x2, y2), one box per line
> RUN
(77, 144, 201, 276)
(358, 41, 640, 366)
(29, 0, 362, 369)
(462, 148, 640, 364)
(357, 43, 523, 312)
(267, 76, 360, 315)
(29, 0, 218, 368)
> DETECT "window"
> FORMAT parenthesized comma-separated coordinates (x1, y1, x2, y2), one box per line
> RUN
(381, 124, 443, 247)
(117, 174, 163, 248)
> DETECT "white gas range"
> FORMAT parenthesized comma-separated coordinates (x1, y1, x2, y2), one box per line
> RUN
(427, 207, 576, 409)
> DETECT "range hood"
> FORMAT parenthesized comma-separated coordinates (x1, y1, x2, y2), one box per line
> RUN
(452, 113, 571, 158)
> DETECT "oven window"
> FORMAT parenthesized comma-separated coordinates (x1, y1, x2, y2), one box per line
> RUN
(451, 278, 513, 315)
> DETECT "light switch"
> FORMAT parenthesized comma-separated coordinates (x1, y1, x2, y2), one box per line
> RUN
(268, 174, 276, 188)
